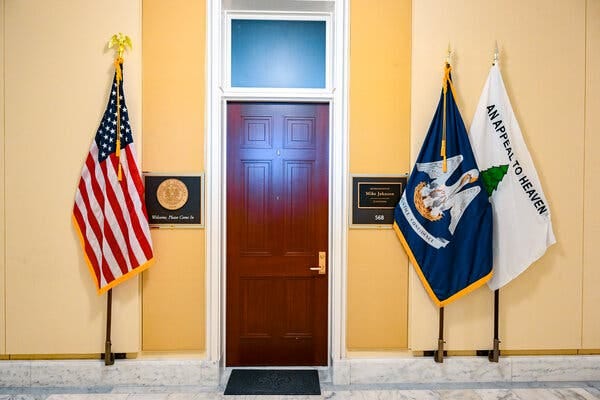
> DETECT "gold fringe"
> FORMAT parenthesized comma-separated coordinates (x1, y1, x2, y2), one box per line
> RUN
(393, 221, 492, 307)
(439, 63, 460, 171)
(440, 63, 451, 172)
(72, 213, 155, 295)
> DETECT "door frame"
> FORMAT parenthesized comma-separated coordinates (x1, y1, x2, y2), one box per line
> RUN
(205, 1, 349, 367)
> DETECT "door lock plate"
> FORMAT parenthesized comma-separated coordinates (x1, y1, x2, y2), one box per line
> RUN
(309, 251, 326, 274)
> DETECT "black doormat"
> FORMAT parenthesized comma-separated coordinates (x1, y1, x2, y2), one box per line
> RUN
(224, 369, 321, 395)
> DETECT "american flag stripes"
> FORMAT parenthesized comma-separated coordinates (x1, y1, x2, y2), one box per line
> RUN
(73, 62, 154, 294)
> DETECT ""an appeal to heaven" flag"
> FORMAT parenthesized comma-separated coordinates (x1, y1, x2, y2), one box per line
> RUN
(394, 64, 493, 307)
(469, 64, 555, 291)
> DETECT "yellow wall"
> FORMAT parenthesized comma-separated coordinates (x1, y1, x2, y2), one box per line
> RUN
(141, 0, 206, 351)
(582, 0, 600, 349)
(2, 0, 142, 354)
(347, 0, 411, 350)
(0, 0, 6, 355)
(410, 0, 588, 350)
(2, 0, 599, 356)
(139, 0, 414, 352)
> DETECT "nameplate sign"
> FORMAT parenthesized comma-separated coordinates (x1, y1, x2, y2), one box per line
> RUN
(351, 175, 407, 227)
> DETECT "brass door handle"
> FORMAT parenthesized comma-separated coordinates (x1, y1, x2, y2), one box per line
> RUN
(309, 251, 326, 275)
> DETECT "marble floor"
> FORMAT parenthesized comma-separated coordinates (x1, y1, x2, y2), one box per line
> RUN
(2, 382, 600, 400)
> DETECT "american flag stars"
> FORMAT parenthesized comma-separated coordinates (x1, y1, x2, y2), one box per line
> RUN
(95, 81, 133, 162)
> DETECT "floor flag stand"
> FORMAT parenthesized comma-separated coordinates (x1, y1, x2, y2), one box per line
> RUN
(104, 288, 115, 366)
(489, 289, 500, 362)
(434, 307, 445, 363)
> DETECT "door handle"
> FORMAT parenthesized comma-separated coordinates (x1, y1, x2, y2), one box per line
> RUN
(309, 251, 326, 275)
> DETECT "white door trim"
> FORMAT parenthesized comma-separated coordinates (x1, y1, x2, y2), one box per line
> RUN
(205, 0, 349, 366)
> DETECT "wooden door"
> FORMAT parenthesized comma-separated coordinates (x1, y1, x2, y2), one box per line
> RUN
(226, 102, 329, 366)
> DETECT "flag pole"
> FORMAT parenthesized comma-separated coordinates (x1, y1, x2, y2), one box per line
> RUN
(102, 33, 132, 367)
(489, 289, 500, 362)
(433, 46, 452, 364)
(434, 306, 445, 363)
(104, 289, 115, 365)
(488, 42, 501, 364)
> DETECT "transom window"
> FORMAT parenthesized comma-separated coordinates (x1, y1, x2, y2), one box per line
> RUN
(226, 16, 330, 91)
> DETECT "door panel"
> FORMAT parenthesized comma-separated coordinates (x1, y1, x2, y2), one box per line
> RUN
(241, 161, 273, 255)
(283, 161, 313, 254)
(227, 102, 329, 366)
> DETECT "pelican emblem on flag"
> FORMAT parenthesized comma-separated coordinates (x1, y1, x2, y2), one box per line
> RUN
(413, 155, 480, 235)
(393, 62, 493, 306)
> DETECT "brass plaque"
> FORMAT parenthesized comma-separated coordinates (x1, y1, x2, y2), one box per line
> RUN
(144, 173, 204, 228)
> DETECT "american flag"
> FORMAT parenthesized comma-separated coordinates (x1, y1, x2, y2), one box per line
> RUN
(73, 62, 154, 294)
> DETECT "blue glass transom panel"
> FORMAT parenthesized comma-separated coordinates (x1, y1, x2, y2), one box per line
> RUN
(231, 19, 326, 88)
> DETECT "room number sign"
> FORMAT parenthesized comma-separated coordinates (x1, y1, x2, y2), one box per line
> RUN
(351, 175, 407, 228)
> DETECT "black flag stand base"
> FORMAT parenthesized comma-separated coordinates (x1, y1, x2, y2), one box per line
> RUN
(104, 289, 115, 366)
(434, 307, 445, 363)
(434, 339, 445, 363)
(488, 289, 500, 363)
(488, 338, 500, 362)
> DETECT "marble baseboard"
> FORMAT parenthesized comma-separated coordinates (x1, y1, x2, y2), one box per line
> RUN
(1, 356, 599, 389)
(0, 362, 31, 387)
(1, 360, 218, 388)
(347, 357, 511, 384)
(343, 355, 600, 385)
(511, 356, 600, 382)
(332, 360, 351, 385)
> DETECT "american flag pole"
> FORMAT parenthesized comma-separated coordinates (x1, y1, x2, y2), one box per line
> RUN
(103, 34, 131, 366)
(104, 288, 114, 365)
(73, 32, 152, 365)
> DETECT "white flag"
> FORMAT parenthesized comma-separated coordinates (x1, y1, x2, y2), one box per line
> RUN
(469, 64, 555, 290)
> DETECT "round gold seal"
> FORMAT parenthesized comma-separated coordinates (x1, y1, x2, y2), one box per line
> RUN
(156, 178, 189, 210)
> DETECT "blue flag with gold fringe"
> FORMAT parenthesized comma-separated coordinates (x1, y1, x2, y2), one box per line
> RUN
(394, 63, 493, 307)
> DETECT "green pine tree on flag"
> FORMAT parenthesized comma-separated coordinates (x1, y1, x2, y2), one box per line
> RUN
(481, 165, 509, 197)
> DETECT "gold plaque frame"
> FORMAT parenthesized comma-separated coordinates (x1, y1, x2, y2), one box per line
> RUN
(143, 172, 205, 228)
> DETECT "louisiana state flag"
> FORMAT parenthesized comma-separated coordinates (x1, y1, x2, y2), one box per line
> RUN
(394, 63, 493, 307)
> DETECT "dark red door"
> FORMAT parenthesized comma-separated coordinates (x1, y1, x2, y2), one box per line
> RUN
(226, 102, 329, 366)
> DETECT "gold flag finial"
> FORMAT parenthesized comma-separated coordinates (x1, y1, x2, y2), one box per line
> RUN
(108, 33, 132, 59)
(445, 43, 452, 66)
